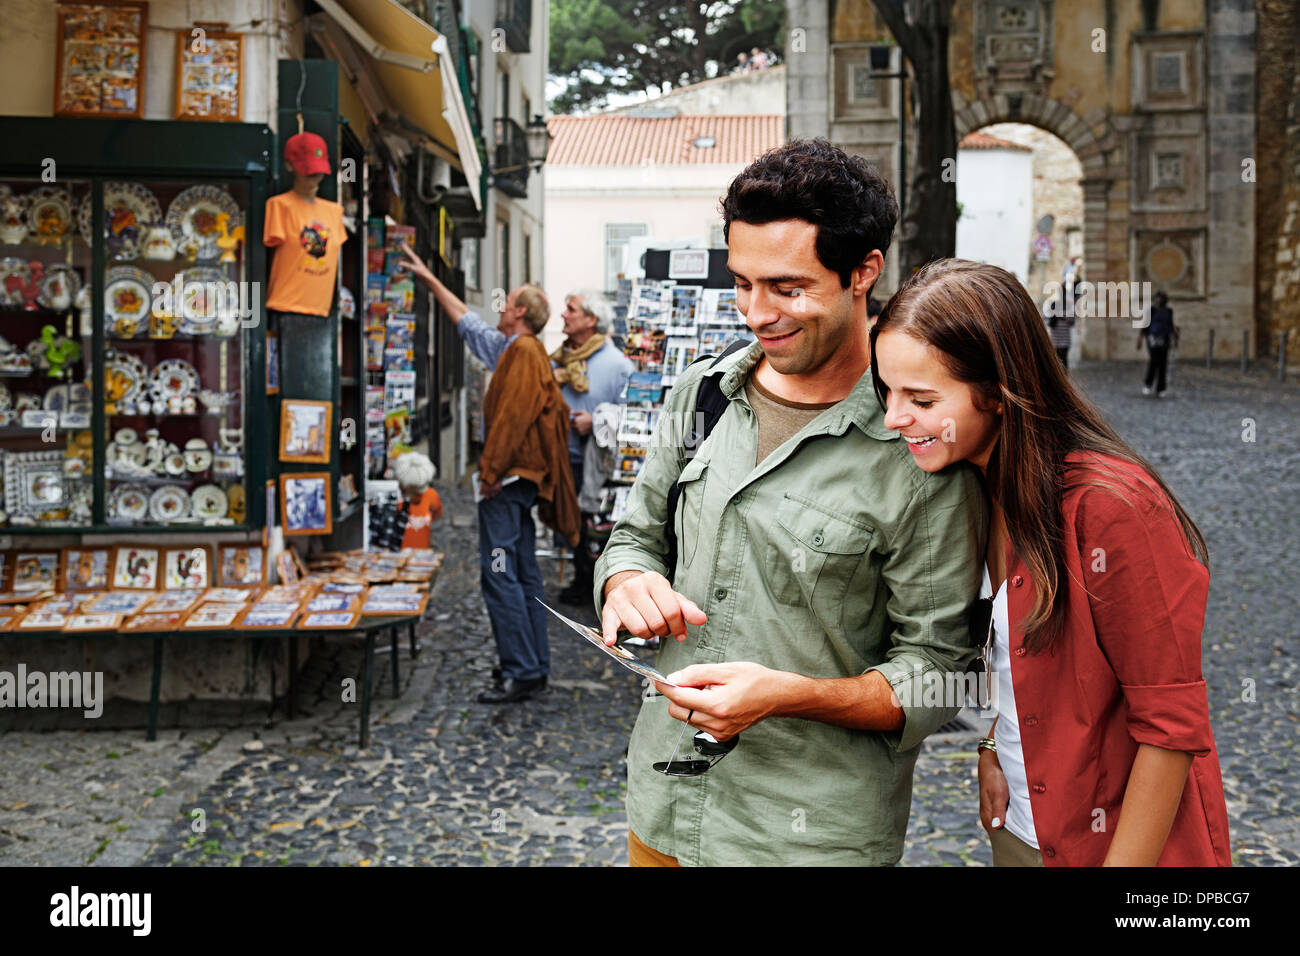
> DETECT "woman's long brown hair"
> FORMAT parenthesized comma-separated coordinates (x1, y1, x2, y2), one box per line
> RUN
(869, 259, 1208, 652)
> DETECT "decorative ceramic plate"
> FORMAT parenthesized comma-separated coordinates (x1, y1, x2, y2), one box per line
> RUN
(176, 267, 228, 333)
(148, 358, 200, 403)
(36, 263, 82, 311)
(109, 483, 149, 520)
(104, 351, 148, 406)
(26, 187, 75, 245)
(104, 265, 154, 336)
(166, 185, 240, 261)
(79, 182, 162, 260)
(149, 485, 190, 522)
(0, 382, 10, 411)
(164, 452, 186, 476)
(190, 484, 228, 520)
(0, 257, 31, 306)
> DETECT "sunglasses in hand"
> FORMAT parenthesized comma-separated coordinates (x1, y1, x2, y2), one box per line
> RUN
(653, 709, 740, 776)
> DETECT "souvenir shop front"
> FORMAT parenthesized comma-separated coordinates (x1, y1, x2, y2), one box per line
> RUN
(0, 114, 289, 701)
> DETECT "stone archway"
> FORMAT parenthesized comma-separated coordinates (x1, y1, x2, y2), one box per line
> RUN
(955, 93, 1125, 358)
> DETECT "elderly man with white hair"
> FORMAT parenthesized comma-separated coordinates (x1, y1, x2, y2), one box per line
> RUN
(551, 289, 634, 605)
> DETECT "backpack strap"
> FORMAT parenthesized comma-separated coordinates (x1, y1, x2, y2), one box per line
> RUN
(662, 337, 751, 580)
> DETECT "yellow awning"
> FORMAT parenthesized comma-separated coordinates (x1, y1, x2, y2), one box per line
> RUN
(314, 0, 483, 209)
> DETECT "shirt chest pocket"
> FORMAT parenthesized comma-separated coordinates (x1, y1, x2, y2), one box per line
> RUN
(673, 456, 709, 570)
(768, 493, 874, 628)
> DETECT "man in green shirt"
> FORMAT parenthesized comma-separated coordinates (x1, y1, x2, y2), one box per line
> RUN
(594, 139, 987, 866)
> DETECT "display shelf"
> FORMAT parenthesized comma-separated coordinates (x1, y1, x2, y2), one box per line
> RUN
(0, 144, 266, 533)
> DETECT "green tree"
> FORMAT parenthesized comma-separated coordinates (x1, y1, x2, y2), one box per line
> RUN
(550, 0, 785, 114)
(870, 0, 958, 275)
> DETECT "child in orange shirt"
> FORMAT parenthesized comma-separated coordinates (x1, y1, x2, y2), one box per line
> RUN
(395, 452, 442, 550)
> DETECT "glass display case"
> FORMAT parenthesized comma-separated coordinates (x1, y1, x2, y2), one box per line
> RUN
(0, 161, 261, 532)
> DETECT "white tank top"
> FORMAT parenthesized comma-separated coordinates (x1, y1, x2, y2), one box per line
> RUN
(982, 566, 1040, 849)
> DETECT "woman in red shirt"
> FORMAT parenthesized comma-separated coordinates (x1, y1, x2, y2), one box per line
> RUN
(870, 259, 1231, 866)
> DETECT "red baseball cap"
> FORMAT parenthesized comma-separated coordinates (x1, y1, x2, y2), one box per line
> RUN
(284, 131, 331, 176)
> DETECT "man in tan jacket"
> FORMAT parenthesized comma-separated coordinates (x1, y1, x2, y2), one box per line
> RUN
(398, 245, 578, 703)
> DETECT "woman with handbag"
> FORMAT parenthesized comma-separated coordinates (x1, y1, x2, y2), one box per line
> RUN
(870, 259, 1231, 866)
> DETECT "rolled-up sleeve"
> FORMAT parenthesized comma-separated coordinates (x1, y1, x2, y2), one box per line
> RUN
(865, 464, 987, 752)
(1078, 485, 1214, 756)
(457, 310, 510, 370)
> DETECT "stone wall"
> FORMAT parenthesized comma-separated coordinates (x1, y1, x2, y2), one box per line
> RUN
(1256, 0, 1300, 361)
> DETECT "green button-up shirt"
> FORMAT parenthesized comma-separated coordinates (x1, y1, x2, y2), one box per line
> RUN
(593, 340, 987, 866)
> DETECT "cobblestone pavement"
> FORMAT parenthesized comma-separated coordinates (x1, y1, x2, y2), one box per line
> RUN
(1, 359, 1296, 867)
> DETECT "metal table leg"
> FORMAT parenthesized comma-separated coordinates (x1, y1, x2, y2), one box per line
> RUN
(359, 630, 375, 748)
(147, 637, 163, 741)
(390, 627, 399, 699)
(287, 633, 298, 719)
(408, 620, 417, 658)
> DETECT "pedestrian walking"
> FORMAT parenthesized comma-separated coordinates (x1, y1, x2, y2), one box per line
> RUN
(872, 259, 1230, 866)
(1139, 290, 1179, 397)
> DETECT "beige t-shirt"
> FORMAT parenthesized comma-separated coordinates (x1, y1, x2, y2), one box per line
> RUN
(744, 371, 835, 464)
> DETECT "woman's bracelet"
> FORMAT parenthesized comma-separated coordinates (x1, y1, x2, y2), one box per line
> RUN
(977, 737, 997, 756)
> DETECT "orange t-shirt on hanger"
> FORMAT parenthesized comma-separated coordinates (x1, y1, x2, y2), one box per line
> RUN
(264, 190, 348, 316)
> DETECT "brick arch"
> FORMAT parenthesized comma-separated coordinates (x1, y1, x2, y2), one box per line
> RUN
(953, 94, 1120, 181)
(953, 94, 1129, 358)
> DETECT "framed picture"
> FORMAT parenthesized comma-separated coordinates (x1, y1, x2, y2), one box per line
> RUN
(0, 608, 25, 631)
(61, 548, 111, 590)
(122, 611, 187, 631)
(143, 590, 201, 613)
(184, 602, 244, 629)
(280, 473, 332, 536)
(200, 587, 253, 605)
(161, 546, 212, 589)
(16, 610, 69, 630)
(279, 400, 332, 464)
(274, 550, 299, 584)
(266, 332, 279, 394)
(54, 0, 148, 119)
(63, 613, 123, 632)
(299, 610, 359, 630)
(38, 596, 80, 614)
(304, 593, 357, 613)
(12, 551, 62, 592)
(360, 593, 428, 617)
(238, 603, 299, 629)
(217, 545, 266, 587)
(73, 591, 106, 611)
(83, 590, 154, 615)
(110, 547, 160, 589)
(173, 23, 242, 121)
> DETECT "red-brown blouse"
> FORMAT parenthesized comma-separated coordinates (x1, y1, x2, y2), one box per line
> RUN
(1003, 451, 1232, 866)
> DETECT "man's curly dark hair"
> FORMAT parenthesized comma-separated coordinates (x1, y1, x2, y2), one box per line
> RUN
(721, 138, 899, 289)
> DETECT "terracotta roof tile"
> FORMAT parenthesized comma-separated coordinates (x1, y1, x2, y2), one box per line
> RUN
(959, 131, 1032, 152)
(545, 114, 785, 166)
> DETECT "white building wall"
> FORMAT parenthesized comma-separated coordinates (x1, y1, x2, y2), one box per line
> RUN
(0, 0, 302, 125)
(955, 147, 1035, 284)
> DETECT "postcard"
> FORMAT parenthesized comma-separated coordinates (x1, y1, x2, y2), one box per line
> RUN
(63, 613, 123, 632)
(536, 600, 681, 687)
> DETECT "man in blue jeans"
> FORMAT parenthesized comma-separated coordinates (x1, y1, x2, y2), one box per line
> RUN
(398, 244, 580, 702)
